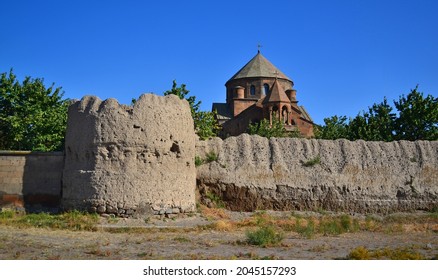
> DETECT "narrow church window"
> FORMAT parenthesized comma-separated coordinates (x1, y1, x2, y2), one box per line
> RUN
(250, 85, 256, 96)
(263, 84, 269, 95)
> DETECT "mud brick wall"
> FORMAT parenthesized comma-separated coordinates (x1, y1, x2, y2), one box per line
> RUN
(196, 134, 438, 214)
(0, 151, 63, 209)
(62, 94, 197, 217)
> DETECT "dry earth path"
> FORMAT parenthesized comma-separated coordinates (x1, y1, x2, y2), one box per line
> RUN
(0, 211, 437, 260)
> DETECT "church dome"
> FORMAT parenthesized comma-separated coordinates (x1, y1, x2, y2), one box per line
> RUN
(226, 51, 292, 83)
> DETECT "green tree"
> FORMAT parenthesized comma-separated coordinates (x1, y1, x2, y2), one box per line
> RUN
(394, 86, 437, 141)
(315, 115, 349, 140)
(0, 69, 68, 151)
(164, 80, 200, 118)
(164, 80, 219, 140)
(193, 110, 220, 140)
(348, 98, 396, 141)
(248, 118, 287, 138)
(317, 87, 437, 141)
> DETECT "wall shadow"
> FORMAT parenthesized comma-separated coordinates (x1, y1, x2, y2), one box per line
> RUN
(22, 152, 64, 213)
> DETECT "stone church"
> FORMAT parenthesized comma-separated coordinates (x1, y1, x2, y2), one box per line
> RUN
(213, 51, 314, 137)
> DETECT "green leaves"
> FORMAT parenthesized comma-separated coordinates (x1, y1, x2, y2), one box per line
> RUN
(248, 118, 287, 138)
(316, 87, 437, 141)
(314, 115, 348, 140)
(394, 86, 437, 141)
(0, 69, 68, 151)
(164, 80, 219, 140)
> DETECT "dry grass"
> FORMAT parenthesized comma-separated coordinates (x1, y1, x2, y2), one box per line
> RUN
(199, 205, 230, 220)
(211, 220, 235, 231)
(347, 246, 427, 260)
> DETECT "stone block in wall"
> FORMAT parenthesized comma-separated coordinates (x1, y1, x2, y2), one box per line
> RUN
(62, 94, 196, 217)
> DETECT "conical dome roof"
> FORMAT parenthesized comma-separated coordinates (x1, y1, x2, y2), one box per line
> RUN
(227, 51, 291, 83)
(263, 78, 291, 104)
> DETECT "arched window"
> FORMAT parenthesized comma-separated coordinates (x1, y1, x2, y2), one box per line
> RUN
(250, 85, 256, 96)
(263, 84, 269, 95)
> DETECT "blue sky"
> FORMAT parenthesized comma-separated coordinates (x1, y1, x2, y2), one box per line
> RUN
(1, 0, 437, 125)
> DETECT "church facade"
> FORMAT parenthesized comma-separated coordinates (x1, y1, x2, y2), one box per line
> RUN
(213, 51, 314, 137)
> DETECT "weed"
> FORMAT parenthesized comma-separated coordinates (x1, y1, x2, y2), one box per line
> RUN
(409, 157, 417, 163)
(295, 218, 316, 239)
(106, 215, 118, 224)
(347, 246, 371, 260)
(246, 226, 284, 247)
(199, 205, 229, 220)
(0, 209, 15, 220)
(195, 151, 218, 166)
(18, 212, 60, 228)
(252, 211, 272, 226)
(211, 220, 235, 231)
(320, 219, 342, 235)
(347, 246, 425, 260)
(61, 210, 99, 231)
(364, 215, 380, 231)
(195, 156, 204, 167)
(0, 210, 99, 231)
(205, 191, 225, 208)
(205, 151, 218, 163)
(302, 155, 321, 167)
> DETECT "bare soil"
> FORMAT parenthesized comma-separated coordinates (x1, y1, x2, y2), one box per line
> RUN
(0, 211, 437, 260)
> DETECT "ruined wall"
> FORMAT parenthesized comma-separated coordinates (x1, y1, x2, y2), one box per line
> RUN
(196, 134, 438, 214)
(62, 94, 196, 217)
(0, 151, 63, 211)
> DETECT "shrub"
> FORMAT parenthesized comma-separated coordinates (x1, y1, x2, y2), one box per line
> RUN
(246, 226, 284, 247)
(347, 246, 371, 260)
(294, 219, 316, 239)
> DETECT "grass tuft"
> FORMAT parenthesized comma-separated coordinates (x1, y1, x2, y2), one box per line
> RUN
(195, 156, 204, 167)
(205, 191, 225, 208)
(302, 155, 321, 167)
(246, 226, 284, 247)
(205, 151, 218, 163)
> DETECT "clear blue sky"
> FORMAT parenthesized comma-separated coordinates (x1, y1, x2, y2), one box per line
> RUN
(1, 0, 437, 125)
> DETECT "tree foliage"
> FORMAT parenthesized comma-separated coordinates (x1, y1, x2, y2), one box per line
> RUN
(394, 87, 437, 141)
(314, 115, 348, 140)
(316, 87, 437, 141)
(348, 97, 396, 141)
(248, 118, 287, 138)
(164, 80, 219, 140)
(0, 70, 69, 151)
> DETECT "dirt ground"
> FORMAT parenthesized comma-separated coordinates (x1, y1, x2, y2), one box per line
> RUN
(0, 210, 437, 260)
